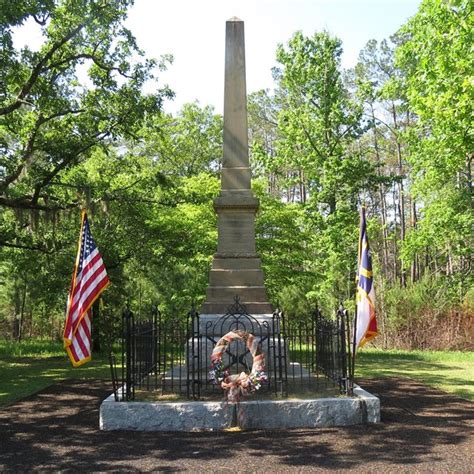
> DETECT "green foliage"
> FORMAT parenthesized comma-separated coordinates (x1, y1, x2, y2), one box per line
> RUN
(249, 31, 378, 316)
(385, 275, 447, 327)
(254, 179, 316, 314)
(0, 0, 471, 353)
(0, 0, 171, 246)
(0, 338, 64, 358)
(396, 0, 473, 268)
(0, 97, 223, 334)
(275, 31, 366, 212)
(382, 275, 473, 350)
(144, 102, 223, 178)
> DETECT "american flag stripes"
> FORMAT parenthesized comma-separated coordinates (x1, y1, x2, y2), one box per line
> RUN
(354, 207, 378, 349)
(63, 211, 109, 366)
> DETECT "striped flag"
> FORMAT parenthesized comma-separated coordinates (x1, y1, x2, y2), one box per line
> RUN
(355, 207, 378, 348)
(63, 211, 110, 366)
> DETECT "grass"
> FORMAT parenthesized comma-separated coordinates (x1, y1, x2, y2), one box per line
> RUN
(1, 340, 473, 407)
(356, 348, 474, 401)
(0, 339, 68, 358)
(0, 339, 114, 407)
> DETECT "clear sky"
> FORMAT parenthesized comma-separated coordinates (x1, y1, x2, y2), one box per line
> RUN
(13, 0, 422, 115)
(125, 0, 421, 114)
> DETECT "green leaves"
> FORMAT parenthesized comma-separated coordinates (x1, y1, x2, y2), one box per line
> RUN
(0, 0, 167, 221)
(396, 0, 473, 265)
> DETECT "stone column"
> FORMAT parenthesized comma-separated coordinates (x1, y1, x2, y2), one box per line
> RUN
(200, 18, 273, 316)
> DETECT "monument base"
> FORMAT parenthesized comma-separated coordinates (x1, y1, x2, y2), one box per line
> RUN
(99, 385, 380, 431)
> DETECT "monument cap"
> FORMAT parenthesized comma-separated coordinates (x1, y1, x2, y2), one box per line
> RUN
(228, 16, 242, 22)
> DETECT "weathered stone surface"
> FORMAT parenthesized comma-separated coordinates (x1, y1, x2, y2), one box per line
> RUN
(209, 269, 265, 286)
(212, 256, 263, 270)
(200, 18, 272, 315)
(196, 313, 277, 334)
(201, 301, 274, 314)
(221, 167, 252, 189)
(222, 19, 249, 171)
(186, 335, 286, 370)
(100, 384, 380, 431)
(100, 394, 233, 431)
(214, 191, 258, 209)
(354, 385, 381, 423)
(216, 212, 257, 254)
(205, 286, 269, 302)
(239, 389, 380, 429)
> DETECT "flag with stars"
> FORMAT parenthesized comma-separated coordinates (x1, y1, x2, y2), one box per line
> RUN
(63, 211, 110, 366)
(355, 207, 378, 348)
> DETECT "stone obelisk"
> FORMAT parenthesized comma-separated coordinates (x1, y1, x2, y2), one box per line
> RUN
(200, 18, 273, 315)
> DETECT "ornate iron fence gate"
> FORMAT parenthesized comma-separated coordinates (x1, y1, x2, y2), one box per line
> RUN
(110, 299, 351, 401)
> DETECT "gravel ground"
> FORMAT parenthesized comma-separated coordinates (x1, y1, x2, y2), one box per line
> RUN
(1, 377, 473, 472)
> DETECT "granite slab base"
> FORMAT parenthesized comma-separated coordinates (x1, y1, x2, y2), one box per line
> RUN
(99, 385, 380, 431)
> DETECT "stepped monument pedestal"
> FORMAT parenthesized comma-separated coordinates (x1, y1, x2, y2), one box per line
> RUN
(99, 18, 381, 432)
(200, 18, 273, 320)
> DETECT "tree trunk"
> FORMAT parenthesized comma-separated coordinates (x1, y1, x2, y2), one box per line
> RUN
(371, 103, 390, 281)
(13, 282, 21, 340)
(328, 196, 336, 214)
(410, 196, 418, 283)
(392, 184, 399, 283)
(29, 310, 34, 338)
(18, 281, 27, 342)
(392, 102, 406, 286)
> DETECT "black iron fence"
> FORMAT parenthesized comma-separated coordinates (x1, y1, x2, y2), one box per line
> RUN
(110, 306, 160, 401)
(110, 299, 352, 402)
(315, 307, 351, 394)
(189, 298, 286, 400)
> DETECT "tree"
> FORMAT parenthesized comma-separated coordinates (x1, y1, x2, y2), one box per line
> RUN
(143, 102, 222, 179)
(272, 31, 376, 310)
(0, 98, 224, 336)
(248, 89, 281, 197)
(0, 0, 172, 249)
(396, 0, 473, 289)
(353, 37, 415, 286)
(275, 31, 367, 211)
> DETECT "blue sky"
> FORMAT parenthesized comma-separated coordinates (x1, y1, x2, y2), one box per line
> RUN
(125, 0, 421, 113)
(13, 0, 422, 114)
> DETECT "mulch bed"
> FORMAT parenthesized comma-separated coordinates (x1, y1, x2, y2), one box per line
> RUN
(1, 377, 473, 472)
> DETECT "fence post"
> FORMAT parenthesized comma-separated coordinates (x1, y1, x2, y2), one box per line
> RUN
(109, 352, 118, 401)
(123, 306, 134, 401)
(187, 304, 200, 400)
(151, 304, 159, 386)
(338, 303, 349, 394)
(272, 309, 287, 397)
(344, 308, 354, 396)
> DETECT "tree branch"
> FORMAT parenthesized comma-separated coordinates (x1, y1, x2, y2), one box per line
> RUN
(0, 22, 87, 116)
(0, 196, 78, 211)
(0, 0, 110, 117)
(294, 114, 325, 161)
(0, 239, 56, 254)
(49, 52, 135, 80)
(31, 132, 107, 204)
(0, 109, 86, 193)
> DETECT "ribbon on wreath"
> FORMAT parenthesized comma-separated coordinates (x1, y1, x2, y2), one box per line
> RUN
(209, 330, 267, 403)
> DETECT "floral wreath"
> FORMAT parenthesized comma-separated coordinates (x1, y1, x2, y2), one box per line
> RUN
(209, 330, 267, 403)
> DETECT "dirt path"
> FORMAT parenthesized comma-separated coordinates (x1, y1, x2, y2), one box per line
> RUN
(1, 377, 473, 472)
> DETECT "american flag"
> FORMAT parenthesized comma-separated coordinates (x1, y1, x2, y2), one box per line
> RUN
(354, 207, 378, 349)
(63, 211, 109, 366)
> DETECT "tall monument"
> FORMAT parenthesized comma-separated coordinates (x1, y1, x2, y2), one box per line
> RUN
(200, 18, 273, 315)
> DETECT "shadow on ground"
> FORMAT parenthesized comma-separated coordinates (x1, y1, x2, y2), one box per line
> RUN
(0, 377, 473, 471)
